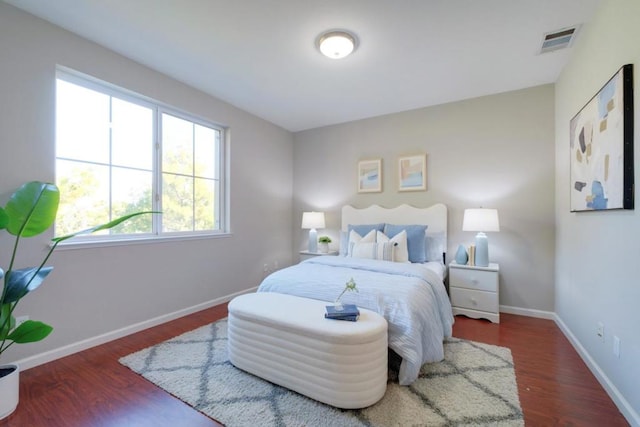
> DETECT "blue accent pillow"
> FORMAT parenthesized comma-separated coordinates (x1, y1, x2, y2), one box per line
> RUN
(347, 223, 385, 237)
(384, 224, 428, 263)
(425, 231, 446, 263)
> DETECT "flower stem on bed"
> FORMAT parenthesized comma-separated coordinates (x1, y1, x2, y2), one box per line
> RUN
(334, 277, 358, 310)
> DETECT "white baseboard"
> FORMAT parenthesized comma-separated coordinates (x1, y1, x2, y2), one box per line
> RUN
(15, 286, 258, 371)
(499, 304, 555, 320)
(554, 314, 639, 427)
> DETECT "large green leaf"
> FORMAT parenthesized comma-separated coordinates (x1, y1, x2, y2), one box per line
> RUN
(0, 207, 8, 230)
(7, 320, 53, 344)
(51, 211, 159, 243)
(5, 181, 59, 237)
(1, 266, 54, 304)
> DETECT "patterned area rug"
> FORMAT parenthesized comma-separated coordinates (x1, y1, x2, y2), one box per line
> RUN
(120, 319, 523, 426)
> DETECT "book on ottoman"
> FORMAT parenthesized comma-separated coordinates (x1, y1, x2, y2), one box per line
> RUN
(325, 304, 360, 321)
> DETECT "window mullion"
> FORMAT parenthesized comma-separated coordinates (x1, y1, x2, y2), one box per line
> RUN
(108, 96, 114, 226)
(154, 107, 162, 235)
(216, 130, 223, 230)
(192, 123, 196, 232)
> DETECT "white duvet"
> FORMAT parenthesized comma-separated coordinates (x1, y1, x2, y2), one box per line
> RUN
(257, 256, 454, 385)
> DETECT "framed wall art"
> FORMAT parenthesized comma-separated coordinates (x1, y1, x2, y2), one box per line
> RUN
(570, 64, 634, 212)
(398, 154, 426, 192)
(357, 159, 382, 193)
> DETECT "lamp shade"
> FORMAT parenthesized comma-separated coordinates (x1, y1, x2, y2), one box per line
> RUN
(301, 212, 325, 229)
(462, 209, 500, 232)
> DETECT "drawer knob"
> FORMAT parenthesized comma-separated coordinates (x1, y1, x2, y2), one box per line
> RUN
(471, 278, 479, 285)
(471, 297, 477, 306)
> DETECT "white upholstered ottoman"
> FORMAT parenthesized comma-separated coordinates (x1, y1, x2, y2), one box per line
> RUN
(227, 292, 388, 409)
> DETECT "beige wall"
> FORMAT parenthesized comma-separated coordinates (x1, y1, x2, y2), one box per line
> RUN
(293, 85, 556, 312)
(0, 3, 293, 363)
(555, 0, 640, 422)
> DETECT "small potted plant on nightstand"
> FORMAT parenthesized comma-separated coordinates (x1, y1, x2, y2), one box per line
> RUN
(318, 236, 331, 253)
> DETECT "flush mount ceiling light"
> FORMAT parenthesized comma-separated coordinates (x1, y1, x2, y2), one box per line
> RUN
(317, 30, 357, 59)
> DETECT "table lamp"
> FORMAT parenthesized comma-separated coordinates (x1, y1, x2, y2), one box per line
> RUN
(462, 208, 500, 267)
(301, 211, 325, 253)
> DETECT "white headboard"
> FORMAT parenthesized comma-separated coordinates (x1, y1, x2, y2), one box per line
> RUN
(341, 204, 448, 260)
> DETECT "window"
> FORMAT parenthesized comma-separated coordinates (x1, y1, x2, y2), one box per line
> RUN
(55, 70, 226, 241)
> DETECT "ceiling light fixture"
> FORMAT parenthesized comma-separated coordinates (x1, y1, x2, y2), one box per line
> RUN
(317, 30, 357, 59)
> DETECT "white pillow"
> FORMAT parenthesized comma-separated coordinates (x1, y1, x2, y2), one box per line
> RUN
(377, 230, 409, 263)
(347, 229, 376, 257)
(349, 241, 394, 261)
(338, 230, 349, 256)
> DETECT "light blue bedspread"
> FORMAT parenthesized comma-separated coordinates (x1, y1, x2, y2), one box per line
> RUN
(257, 256, 454, 385)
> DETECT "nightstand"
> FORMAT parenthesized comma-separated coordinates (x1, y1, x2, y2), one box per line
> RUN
(449, 262, 500, 323)
(299, 250, 338, 261)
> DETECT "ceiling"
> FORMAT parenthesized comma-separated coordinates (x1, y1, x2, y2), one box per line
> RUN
(5, 0, 600, 132)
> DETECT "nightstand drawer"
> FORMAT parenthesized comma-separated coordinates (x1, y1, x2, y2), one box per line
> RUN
(450, 268, 498, 292)
(450, 287, 498, 313)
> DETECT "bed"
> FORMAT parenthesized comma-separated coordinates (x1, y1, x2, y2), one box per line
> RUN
(257, 204, 454, 386)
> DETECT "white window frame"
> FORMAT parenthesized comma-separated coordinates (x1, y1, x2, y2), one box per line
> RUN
(55, 67, 229, 246)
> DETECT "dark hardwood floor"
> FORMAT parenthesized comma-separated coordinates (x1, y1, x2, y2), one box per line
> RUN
(0, 306, 628, 426)
(454, 314, 628, 426)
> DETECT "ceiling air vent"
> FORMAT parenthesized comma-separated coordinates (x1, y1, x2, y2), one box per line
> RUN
(539, 25, 580, 54)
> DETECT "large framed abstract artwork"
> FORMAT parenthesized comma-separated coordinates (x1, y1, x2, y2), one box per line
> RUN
(570, 64, 634, 212)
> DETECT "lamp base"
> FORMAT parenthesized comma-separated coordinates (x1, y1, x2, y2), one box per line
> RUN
(308, 228, 318, 253)
(474, 232, 489, 267)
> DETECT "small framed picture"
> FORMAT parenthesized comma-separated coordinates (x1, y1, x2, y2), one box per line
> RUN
(398, 154, 426, 191)
(357, 159, 382, 193)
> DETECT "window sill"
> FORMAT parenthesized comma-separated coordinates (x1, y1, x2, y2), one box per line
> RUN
(53, 232, 233, 251)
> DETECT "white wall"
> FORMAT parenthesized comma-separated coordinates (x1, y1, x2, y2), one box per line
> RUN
(0, 3, 294, 363)
(555, 0, 640, 423)
(293, 85, 556, 312)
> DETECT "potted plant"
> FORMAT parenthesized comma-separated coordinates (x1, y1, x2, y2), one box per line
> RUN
(0, 181, 154, 420)
(318, 236, 332, 253)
